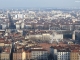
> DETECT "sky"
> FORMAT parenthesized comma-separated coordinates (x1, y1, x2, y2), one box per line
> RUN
(0, 0, 80, 9)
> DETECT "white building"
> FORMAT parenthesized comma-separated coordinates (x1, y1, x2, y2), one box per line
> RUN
(14, 14, 24, 19)
(15, 15, 18, 19)
(50, 32, 63, 43)
(72, 31, 75, 40)
(18, 14, 24, 19)
(0, 52, 10, 60)
(21, 20, 25, 29)
(1, 24, 7, 29)
(53, 33, 63, 40)
(21, 23, 24, 29)
(29, 34, 42, 40)
(42, 34, 51, 41)
(31, 47, 48, 60)
(16, 23, 21, 29)
(29, 33, 51, 41)
(57, 49, 70, 60)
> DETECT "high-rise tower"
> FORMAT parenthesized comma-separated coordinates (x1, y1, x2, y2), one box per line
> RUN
(8, 13, 16, 29)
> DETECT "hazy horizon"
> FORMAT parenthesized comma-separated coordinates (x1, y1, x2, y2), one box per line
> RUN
(0, 0, 80, 9)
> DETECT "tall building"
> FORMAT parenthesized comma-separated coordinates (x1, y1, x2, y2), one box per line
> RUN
(50, 46, 57, 60)
(8, 13, 16, 29)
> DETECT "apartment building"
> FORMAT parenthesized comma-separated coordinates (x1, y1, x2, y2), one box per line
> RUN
(0, 52, 10, 60)
(13, 49, 22, 60)
(29, 46, 48, 60)
(0, 46, 11, 60)
(78, 53, 80, 60)
(70, 50, 79, 60)
(31, 49, 48, 60)
(57, 49, 70, 60)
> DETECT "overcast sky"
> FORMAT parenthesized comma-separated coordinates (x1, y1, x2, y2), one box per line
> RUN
(0, 0, 80, 8)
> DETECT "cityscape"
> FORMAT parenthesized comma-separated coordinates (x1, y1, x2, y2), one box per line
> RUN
(0, 8, 80, 60)
(0, 0, 80, 60)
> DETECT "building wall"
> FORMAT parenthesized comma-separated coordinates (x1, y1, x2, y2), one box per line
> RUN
(70, 52, 79, 60)
(29, 34, 51, 41)
(4, 44, 12, 47)
(29, 35, 42, 40)
(72, 31, 75, 40)
(42, 34, 51, 41)
(57, 52, 70, 60)
(2, 24, 7, 29)
(53, 34, 63, 40)
(31, 51, 48, 60)
(13, 53, 22, 60)
(54, 49, 57, 60)
(16, 24, 20, 29)
(75, 25, 80, 30)
(13, 53, 17, 60)
(78, 54, 80, 60)
(61, 25, 73, 30)
(21, 23, 24, 29)
(0, 43, 4, 47)
(0, 53, 10, 60)
(26, 52, 31, 60)
(22, 51, 26, 60)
